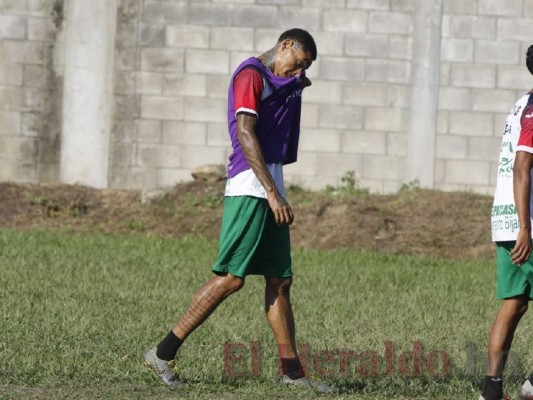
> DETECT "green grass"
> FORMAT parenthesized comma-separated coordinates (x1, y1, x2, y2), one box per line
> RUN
(0, 229, 532, 399)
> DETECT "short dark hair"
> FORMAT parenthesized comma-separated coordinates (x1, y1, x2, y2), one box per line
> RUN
(527, 45, 533, 76)
(278, 28, 317, 61)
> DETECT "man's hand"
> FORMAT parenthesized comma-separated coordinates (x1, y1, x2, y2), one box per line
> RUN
(267, 191, 294, 226)
(511, 227, 532, 266)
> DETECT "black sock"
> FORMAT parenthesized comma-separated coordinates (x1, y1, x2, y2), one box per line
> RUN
(281, 357, 305, 380)
(482, 375, 503, 400)
(528, 370, 533, 383)
(156, 330, 183, 361)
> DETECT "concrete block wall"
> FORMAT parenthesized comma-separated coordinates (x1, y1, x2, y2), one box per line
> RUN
(437, 0, 533, 194)
(1, 0, 533, 195)
(0, 0, 65, 183)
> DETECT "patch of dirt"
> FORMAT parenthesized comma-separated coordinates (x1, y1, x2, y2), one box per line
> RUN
(0, 181, 495, 260)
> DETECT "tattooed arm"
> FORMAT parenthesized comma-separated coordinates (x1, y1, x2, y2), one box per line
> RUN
(236, 112, 294, 225)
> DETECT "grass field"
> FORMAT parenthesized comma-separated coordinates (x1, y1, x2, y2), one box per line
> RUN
(1, 228, 533, 399)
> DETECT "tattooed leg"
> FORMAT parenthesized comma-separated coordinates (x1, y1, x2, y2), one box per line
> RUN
(172, 274, 244, 340)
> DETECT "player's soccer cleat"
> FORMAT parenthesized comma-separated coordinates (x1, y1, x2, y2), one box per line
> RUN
(519, 379, 533, 399)
(281, 374, 337, 394)
(144, 346, 187, 389)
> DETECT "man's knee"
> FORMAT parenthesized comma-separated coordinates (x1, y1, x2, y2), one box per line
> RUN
(265, 277, 293, 295)
(503, 296, 529, 316)
(220, 274, 245, 294)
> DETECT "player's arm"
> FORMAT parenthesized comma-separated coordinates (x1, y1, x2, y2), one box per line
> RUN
(237, 113, 294, 226)
(512, 151, 533, 265)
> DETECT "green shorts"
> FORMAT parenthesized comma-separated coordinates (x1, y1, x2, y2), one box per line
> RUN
(496, 241, 533, 300)
(211, 196, 292, 279)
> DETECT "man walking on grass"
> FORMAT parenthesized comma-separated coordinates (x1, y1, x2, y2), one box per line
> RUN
(480, 45, 533, 400)
(144, 28, 335, 394)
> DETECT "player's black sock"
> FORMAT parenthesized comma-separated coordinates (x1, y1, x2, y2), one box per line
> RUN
(156, 330, 183, 361)
(482, 375, 503, 400)
(281, 357, 305, 380)
(528, 370, 533, 383)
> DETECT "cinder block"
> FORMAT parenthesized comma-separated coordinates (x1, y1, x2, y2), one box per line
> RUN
(255, 29, 281, 52)
(317, 153, 363, 177)
(140, 24, 165, 47)
(441, 38, 474, 63)
(387, 132, 407, 156)
(498, 19, 533, 41)
(0, 63, 23, 85)
(448, 111, 494, 136)
(210, 27, 254, 51)
(0, 159, 36, 182)
(113, 119, 136, 142)
(2, 40, 44, 64)
(318, 104, 364, 129)
(231, 5, 278, 28)
(472, 89, 518, 113)
(342, 130, 387, 155)
(0, 87, 22, 111)
(180, 145, 228, 169)
(115, 46, 136, 71)
(27, 16, 56, 40)
(157, 168, 193, 187)
(345, 33, 389, 58)
(308, 31, 344, 56)
(136, 120, 162, 143)
(302, 0, 345, 7)
(440, 62, 451, 86)
(258, 0, 299, 4)
(206, 74, 230, 99)
(343, 82, 389, 106)
(493, 113, 508, 136)
(136, 71, 163, 95)
(278, 6, 321, 31)
(163, 74, 207, 97)
(114, 70, 135, 94)
(141, 96, 183, 121)
(383, 180, 402, 194)
(186, 49, 229, 74)
(299, 128, 342, 152)
(389, 35, 412, 60)
(387, 85, 409, 107)
(303, 80, 343, 104)
(479, 0, 522, 16)
(110, 142, 134, 167)
(362, 155, 404, 180)
(138, 144, 181, 168)
(320, 57, 365, 81)
(2, 0, 49, 16)
(347, 0, 390, 10)
(526, 0, 533, 17)
(324, 9, 367, 33)
(213, 0, 255, 3)
(0, 111, 20, 134)
(467, 137, 502, 161)
(450, 65, 495, 89)
(229, 52, 258, 73)
(188, 3, 232, 26)
(207, 123, 230, 146)
(450, 16, 496, 39)
(444, 160, 490, 185)
(390, 0, 414, 11)
(283, 152, 318, 176)
(142, 1, 187, 24)
(301, 103, 318, 128)
(435, 135, 468, 159)
(365, 107, 407, 132)
(443, 0, 478, 15)
(369, 11, 412, 34)
(166, 25, 209, 48)
(475, 40, 519, 65)
(438, 87, 472, 111)
(109, 166, 157, 190)
(163, 121, 207, 145)
(20, 112, 39, 138)
(366, 59, 410, 84)
(0, 136, 38, 161)
(141, 48, 185, 72)
(0, 15, 26, 39)
(113, 95, 138, 120)
(184, 97, 226, 123)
